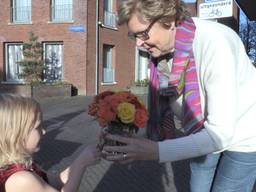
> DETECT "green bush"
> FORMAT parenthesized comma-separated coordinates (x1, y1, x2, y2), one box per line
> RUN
(135, 79, 149, 87)
(31, 80, 70, 86)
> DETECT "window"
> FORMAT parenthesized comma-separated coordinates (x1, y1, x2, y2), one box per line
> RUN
(51, 0, 73, 22)
(5, 43, 24, 82)
(11, 0, 31, 23)
(103, 45, 115, 83)
(43, 43, 63, 82)
(104, 0, 116, 28)
(135, 48, 150, 81)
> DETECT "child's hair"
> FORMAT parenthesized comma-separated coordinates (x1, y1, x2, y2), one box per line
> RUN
(0, 94, 42, 168)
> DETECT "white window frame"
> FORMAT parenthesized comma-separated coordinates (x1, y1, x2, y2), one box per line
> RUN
(5, 43, 24, 83)
(135, 47, 150, 82)
(103, 0, 117, 28)
(43, 42, 64, 83)
(51, 0, 73, 22)
(102, 44, 115, 84)
(12, 0, 32, 23)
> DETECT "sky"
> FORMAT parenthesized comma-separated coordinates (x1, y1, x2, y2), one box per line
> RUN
(239, 9, 247, 24)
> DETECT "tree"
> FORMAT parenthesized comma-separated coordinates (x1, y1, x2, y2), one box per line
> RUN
(19, 32, 44, 83)
(239, 20, 256, 66)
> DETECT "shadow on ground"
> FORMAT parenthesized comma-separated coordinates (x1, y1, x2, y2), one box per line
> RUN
(93, 160, 190, 192)
(34, 110, 85, 170)
(171, 160, 190, 192)
(94, 161, 169, 192)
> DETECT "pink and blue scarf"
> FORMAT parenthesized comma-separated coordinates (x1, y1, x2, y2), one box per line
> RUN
(147, 18, 204, 140)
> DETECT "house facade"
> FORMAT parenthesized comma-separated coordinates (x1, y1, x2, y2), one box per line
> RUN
(0, 0, 137, 96)
(86, 0, 137, 95)
(0, 0, 89, 94)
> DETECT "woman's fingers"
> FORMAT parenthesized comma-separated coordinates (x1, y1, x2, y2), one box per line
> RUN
(104, 153, 124, 161)
(104, 152, 134, 163)
(101, 134, 157, 162)
(103, 145, 130, 153)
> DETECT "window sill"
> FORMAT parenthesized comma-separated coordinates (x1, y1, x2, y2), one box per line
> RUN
(48, 20, 74, 24)
(101, 81, 117, 86)
(99, 23, 118, 31)
(8, 22, 33, 25)
(1, 81, 25, 85)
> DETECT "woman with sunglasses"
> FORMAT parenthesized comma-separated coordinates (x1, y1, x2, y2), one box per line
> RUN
(103, 0, 256, 191)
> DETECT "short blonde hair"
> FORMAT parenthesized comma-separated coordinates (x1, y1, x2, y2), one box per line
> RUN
(0, 94, 42, 168)
(118, 0, 190, 27)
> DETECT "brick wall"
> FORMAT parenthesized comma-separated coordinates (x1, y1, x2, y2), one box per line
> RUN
(86, 0, 136, 95)
(0, 0, 88, 94)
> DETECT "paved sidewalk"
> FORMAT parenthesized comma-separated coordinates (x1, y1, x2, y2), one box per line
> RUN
(34, 96, 255, 192)
(34, 95, 190, 192)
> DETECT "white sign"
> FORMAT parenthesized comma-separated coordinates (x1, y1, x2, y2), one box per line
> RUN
(204, 0, 225, 3)
(199, 0, 233, 19)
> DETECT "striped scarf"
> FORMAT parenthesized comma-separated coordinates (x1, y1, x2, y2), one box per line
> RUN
(147, 18, 204, 140)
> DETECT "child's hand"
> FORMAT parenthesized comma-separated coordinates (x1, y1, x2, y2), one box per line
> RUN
(78, 144, 101, 167)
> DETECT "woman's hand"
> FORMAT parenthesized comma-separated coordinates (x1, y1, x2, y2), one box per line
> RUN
(102, 134, 159, 163)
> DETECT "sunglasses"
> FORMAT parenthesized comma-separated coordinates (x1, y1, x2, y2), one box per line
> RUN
(128, 19, 158, 41)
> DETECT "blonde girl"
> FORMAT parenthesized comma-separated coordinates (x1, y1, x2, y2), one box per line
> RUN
(0, 94, 100, 192)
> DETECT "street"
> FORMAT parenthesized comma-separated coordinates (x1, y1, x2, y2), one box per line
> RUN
(35, 95, 190, 192)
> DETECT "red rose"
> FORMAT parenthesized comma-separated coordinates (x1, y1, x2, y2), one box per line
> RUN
(134, 109, 148, 128)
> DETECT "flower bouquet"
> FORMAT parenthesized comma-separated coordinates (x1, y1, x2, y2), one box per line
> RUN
(88, 90, 148, 149)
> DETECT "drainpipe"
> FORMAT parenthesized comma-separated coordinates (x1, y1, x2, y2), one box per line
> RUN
(95, 0, 100, 95)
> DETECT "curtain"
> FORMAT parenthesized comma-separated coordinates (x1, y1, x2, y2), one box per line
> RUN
(137, 50, 149, 81)
(6, 44, 23, 82)
(103, 45, 114, 83)
(13, 0, 31, 22)
(104, 0, 112, 12)
(52, 0, 72, 21)
(44, 44, 63, 82)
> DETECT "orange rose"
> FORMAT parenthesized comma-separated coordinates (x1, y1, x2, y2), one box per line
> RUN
(96, 90, 115, 102)
(130, 97, 145, 109)
(104, 94, 122, 113)
(134, 109, 148, 128)
(97, 102, 116, 127)
(88, 102, 98, 116)
(118, 91, 137, 102)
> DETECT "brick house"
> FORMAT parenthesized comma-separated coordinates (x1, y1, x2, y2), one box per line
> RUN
(87, 0, 138, 95)
(0, 0, 139, 96)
